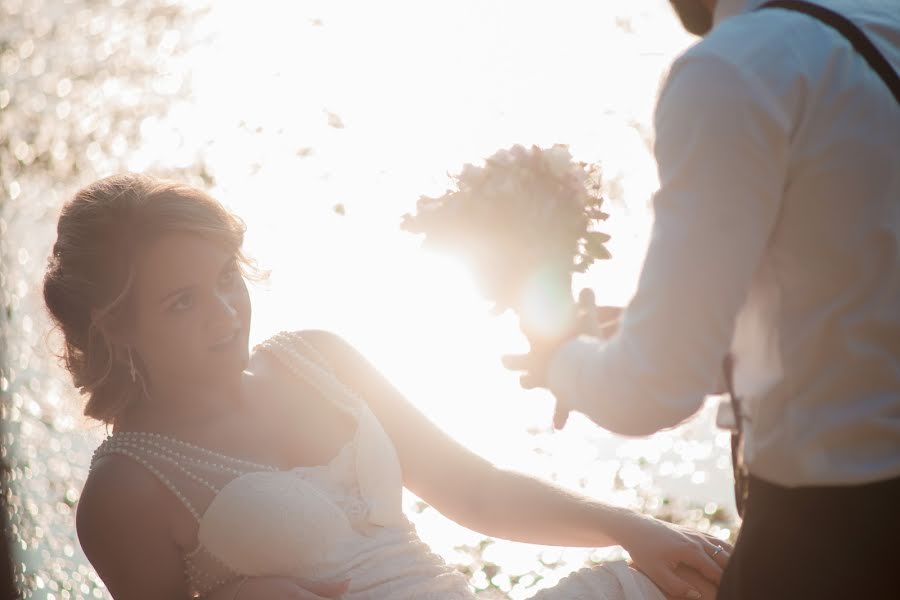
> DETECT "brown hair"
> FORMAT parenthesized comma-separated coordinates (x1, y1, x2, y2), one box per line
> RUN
(43, 173, 265, 425)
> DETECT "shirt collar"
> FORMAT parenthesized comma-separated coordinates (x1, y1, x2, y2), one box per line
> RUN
(714, 0, 770, 27)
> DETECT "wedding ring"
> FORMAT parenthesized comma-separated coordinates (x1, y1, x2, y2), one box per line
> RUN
(711, 545, 724, 557)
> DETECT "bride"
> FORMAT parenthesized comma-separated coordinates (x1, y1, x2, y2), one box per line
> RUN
(45, 173, 729, 600)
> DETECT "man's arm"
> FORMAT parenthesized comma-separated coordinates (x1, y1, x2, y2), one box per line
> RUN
(548, 52, 789, 435)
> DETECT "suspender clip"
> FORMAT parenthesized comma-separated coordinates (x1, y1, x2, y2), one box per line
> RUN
(715, 396, 739, 432)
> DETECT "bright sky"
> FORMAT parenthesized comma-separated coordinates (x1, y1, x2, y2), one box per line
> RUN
(125, 0, 705, 468)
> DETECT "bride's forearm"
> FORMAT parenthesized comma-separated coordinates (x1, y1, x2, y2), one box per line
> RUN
(452, 466, 635, 548)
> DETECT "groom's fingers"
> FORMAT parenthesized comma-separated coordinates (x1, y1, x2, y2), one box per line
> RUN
(503, 354, 549, 389)
(519, 374, 542, 389)
(649, 567, 704, 599)
(501, 353, 531, 372)
(291, 578, 350, 598)
(663, 565, 719, 600)
(552, 402, 569, 430)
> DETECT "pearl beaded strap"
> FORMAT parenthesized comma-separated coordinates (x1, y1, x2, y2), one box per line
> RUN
(90, 433, 286, 528)
(111, 434, 268, 477)
(276, 330, 334, 370)
(93, 437, 275, 506)
(89, 436, 248, 594)
(103, 430, 282, 472)
(286, 332, 372, 413)
(185, 544, 241, 595)
(91, 442, 203, 521)
(257, 333, 349, 404)
(255, 331, 367, 419)
(107, 441, 218, 493)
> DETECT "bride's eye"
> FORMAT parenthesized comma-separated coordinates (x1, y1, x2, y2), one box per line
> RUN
(170, 293, 193, 312)
(219, 262, 240, 288)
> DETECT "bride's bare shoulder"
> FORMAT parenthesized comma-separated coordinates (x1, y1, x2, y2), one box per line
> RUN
(77, 453, 191, 597)
(76, 453, 176, 572)
(77, 453, 170, 535)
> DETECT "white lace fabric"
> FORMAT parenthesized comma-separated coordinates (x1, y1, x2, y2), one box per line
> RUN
(89, 331, 665, 600)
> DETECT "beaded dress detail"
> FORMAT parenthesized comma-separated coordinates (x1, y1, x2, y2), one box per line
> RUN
(89, 331, 666, 600)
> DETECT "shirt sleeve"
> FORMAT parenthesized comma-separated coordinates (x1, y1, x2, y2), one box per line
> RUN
(547, 52, 790, 436)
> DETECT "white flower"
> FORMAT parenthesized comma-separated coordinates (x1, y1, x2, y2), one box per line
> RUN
(401, 143, 610, 309)
(458, 163, 483, 186)
(544, 144, 575, 179)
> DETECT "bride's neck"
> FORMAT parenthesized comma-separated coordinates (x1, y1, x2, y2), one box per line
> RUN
(114, 370, 251, 434)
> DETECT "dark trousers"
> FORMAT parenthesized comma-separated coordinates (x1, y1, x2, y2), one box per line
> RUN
(717, 474, 900, 599)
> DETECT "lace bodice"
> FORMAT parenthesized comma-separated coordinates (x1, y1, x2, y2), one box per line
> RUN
(89, 331, 666, 600)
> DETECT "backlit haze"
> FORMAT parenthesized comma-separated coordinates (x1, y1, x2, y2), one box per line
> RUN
(1, 1, 739, 597)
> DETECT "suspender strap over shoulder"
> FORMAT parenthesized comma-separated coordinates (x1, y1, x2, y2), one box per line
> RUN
(758, 0, 900, 105)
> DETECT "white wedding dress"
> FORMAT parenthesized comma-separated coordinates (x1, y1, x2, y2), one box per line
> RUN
(90, 331, 666, 600)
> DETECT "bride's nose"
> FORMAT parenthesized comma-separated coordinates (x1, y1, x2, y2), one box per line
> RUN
(208, 289, 239, 324)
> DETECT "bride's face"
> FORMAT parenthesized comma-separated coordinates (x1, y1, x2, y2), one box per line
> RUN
(129, 232, 251, 390)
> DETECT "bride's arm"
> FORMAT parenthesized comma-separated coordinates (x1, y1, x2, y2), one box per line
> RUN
(301, 329, 726, 599)
(299, 329, 624, 545)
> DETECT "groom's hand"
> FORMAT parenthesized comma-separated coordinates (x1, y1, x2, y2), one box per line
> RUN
(502, 335, 573, 428)
(574, 288, 622, 340)
(502, 289, 622, 429)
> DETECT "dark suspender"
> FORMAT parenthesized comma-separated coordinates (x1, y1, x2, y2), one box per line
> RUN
(722, 353, 749, 518)
(758, 0, 900, 105)
(726, 1, 899, 519)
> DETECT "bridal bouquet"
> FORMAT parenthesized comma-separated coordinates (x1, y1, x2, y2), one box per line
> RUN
(401, 144, 611, 341)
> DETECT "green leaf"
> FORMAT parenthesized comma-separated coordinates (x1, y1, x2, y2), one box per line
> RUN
(584, 232, 612, 260)
(596, 246, 613, 260)
(573, 256, 592, 273)
(586, 231, 611, 244)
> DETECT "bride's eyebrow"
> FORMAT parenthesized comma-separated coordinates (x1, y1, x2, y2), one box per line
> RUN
(220, 256, 238, 271)
(158, 257, 236, 305)
(159, 283, 194, 305)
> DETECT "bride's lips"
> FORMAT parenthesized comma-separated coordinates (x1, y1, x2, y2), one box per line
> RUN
(209, 329, 241, 351)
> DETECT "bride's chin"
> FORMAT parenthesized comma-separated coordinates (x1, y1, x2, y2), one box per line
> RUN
(205, 347, 250, 377)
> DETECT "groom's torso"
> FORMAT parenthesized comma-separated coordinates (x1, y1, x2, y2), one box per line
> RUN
(694, 0, 900, 486)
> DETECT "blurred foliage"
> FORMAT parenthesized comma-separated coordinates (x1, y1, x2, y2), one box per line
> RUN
(1, 0, 210, 597)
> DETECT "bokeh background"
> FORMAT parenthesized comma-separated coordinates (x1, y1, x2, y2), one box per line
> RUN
(1, 1, 739, 598)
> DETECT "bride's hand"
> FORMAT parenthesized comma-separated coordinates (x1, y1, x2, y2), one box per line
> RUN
(209, 575, 351, 600)
(616, 514, 732, 599)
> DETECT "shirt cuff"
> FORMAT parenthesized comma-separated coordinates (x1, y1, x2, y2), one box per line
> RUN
(547, 334, 607, 415)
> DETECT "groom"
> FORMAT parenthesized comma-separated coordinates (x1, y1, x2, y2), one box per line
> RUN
(506, 1, 899, 598)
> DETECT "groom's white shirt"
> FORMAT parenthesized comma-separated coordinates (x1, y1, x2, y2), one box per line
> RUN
(548, 0, 900, 487)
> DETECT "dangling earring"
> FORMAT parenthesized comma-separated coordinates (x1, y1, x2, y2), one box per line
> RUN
(127, 346, 137, 383)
